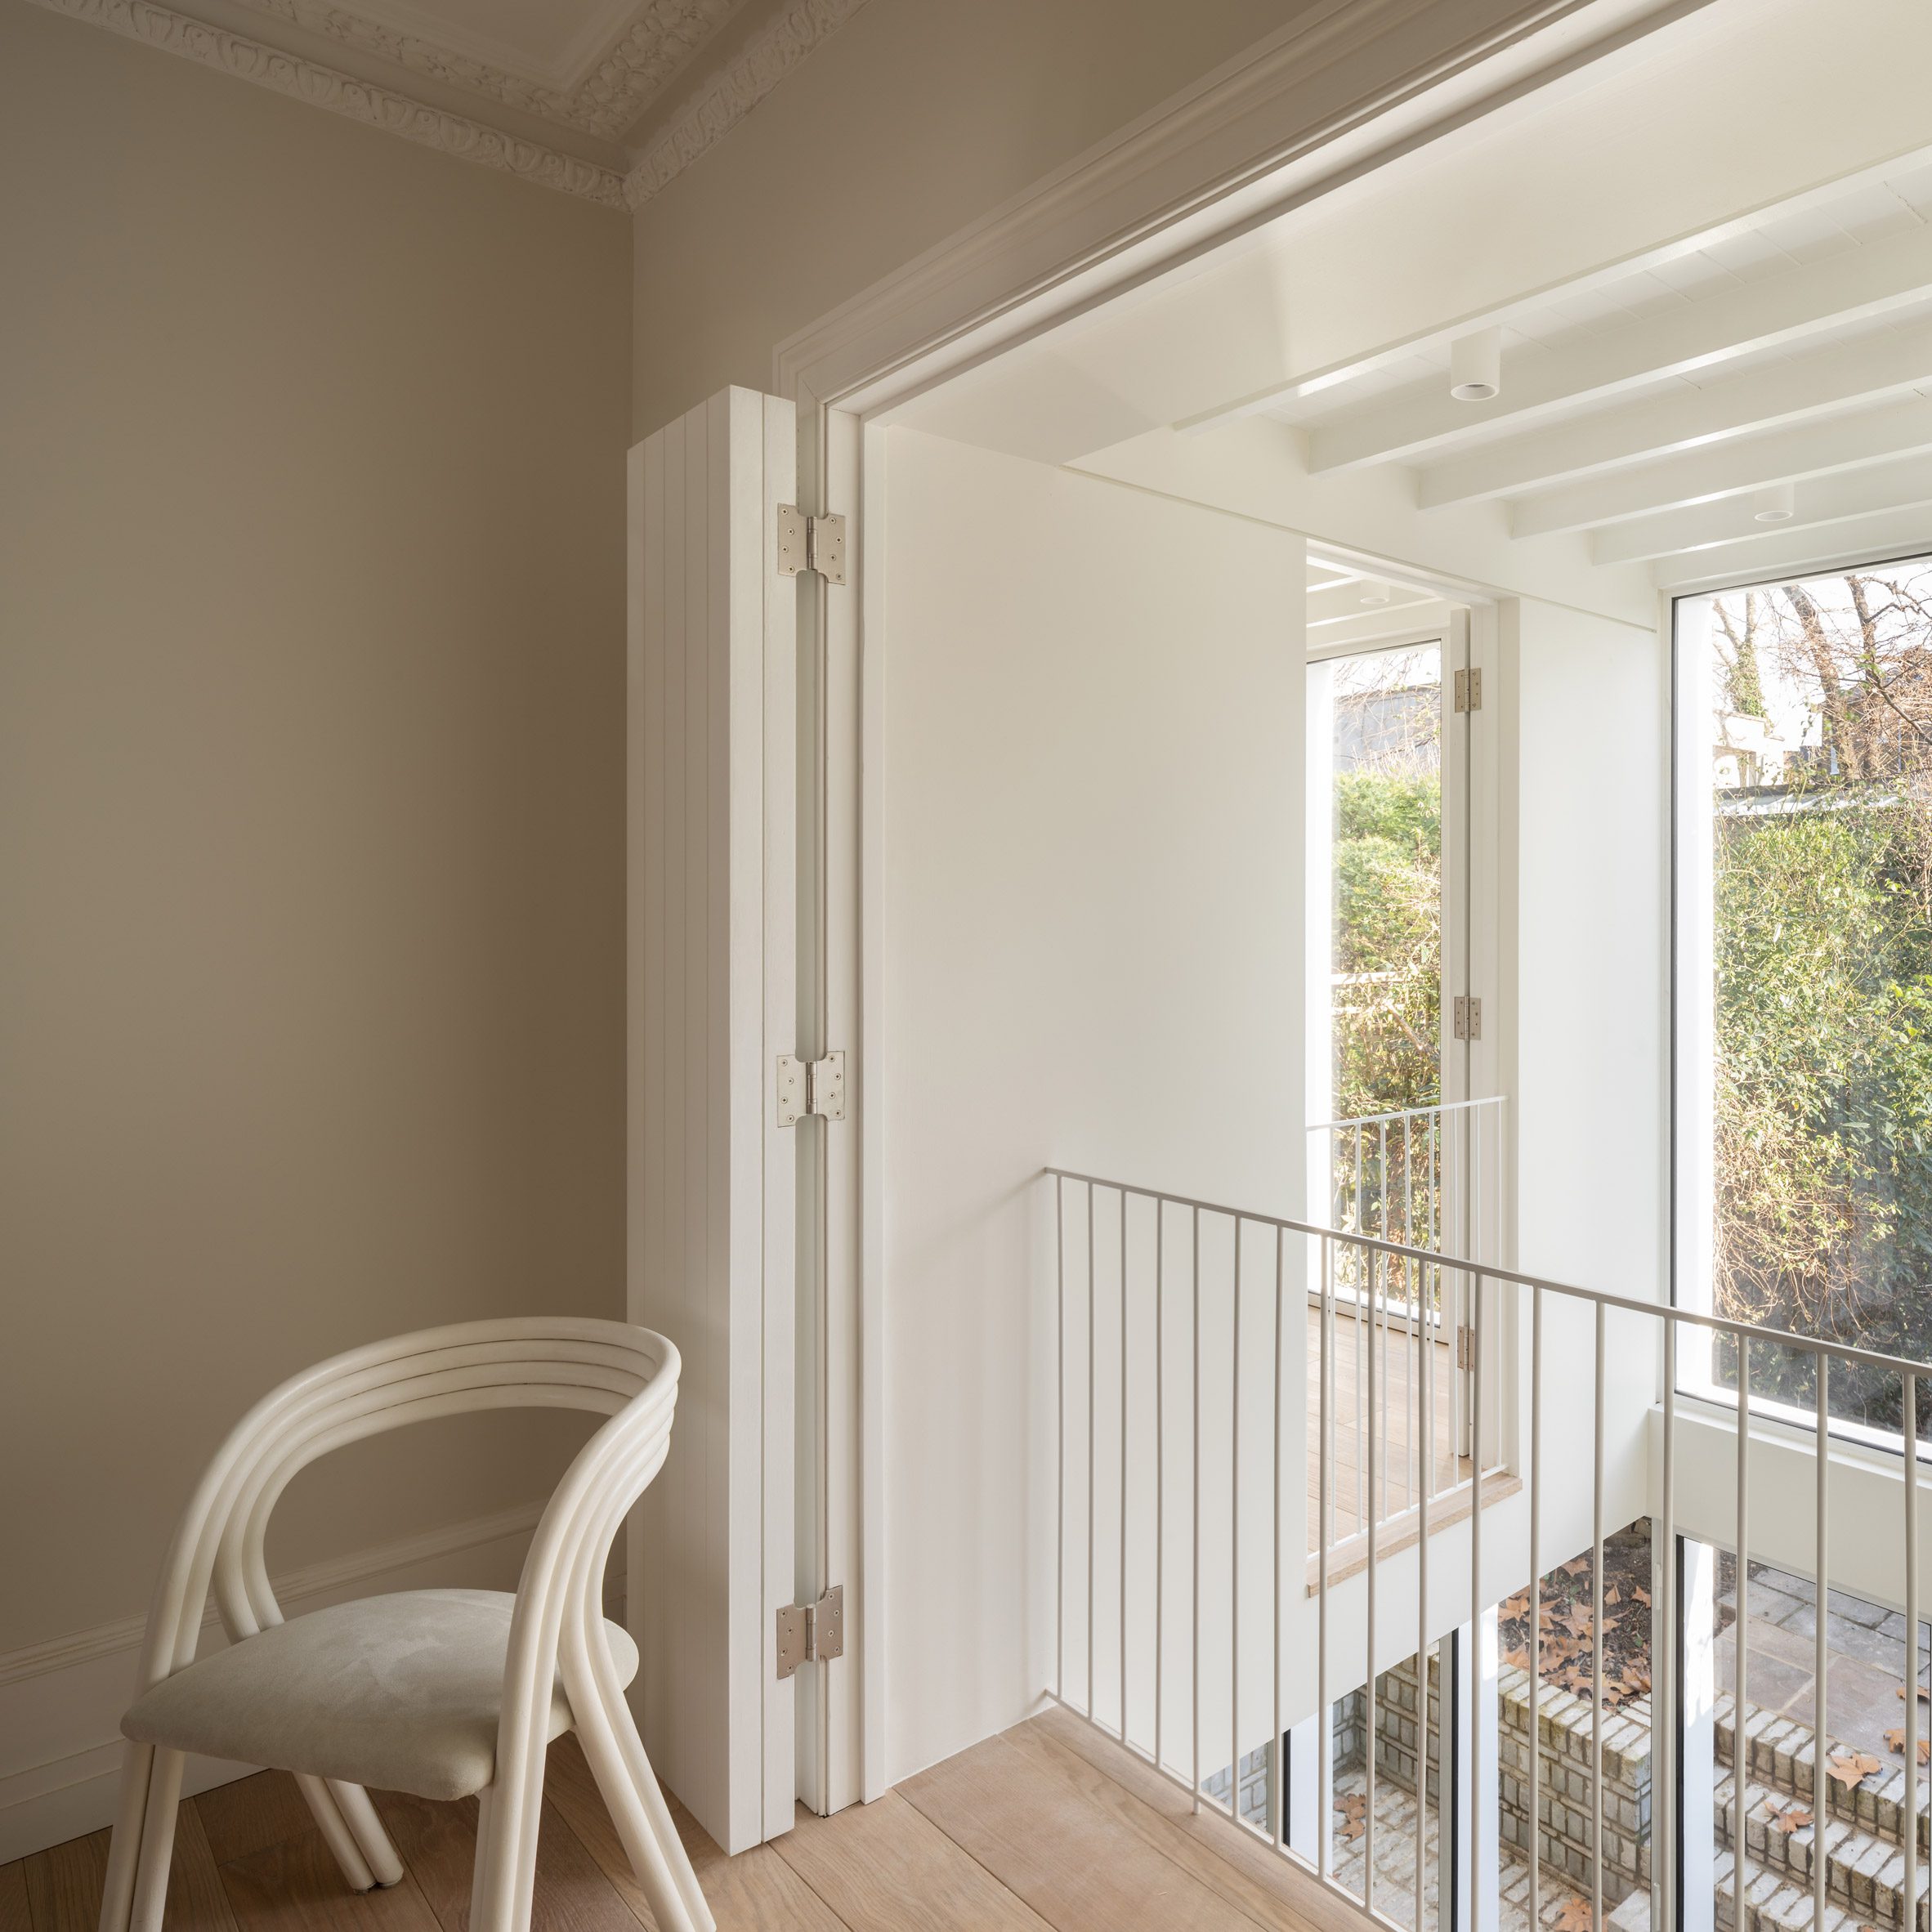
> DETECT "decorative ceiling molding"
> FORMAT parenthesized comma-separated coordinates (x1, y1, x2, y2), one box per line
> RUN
(623, 0, 869, 208)
(225, 0, 745, 139)
(25, 0, 628, 207)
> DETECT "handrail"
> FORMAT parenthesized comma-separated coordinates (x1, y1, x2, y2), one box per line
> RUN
(1305, 1095, 1500, 1133)
(1044, 1161, 1928, 1932)
(1042, 1165, 1932, 1380)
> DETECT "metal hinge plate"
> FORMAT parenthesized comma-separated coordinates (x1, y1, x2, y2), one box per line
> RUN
(777, 507, 847, 584)
(776, 1584, 844, 1679)
(776, 1050, 847, 1127)
(1454, 667, 1483, 713)
(1453, 995, 1483, 1042)
(1456, 1327, 1475, 1371)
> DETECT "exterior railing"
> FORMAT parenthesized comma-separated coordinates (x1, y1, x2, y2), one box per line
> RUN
(1305, 1098, 1506, 1541)
(1044, 1161, 1930, 1932)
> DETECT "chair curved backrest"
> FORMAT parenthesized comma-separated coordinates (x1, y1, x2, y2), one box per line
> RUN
(103, 1318, 686, 1932)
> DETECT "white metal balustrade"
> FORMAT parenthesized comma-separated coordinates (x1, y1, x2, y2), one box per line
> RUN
(1305, 1098, 1506, 1545)
(1044, 1161, 1930, 1932)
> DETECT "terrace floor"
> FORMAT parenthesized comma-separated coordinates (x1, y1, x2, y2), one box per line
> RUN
(1313, 1303, 1470, 1550)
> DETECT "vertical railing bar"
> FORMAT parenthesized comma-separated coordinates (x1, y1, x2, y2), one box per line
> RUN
(1056, 1174, 1065, 1702)
(1735, 1335, 1749, 1932)
(1592, 1301, 1606, 1932)
(1814, 1356, 1829, 1931)
(1415, 1237, 1431, 1932)
(1319, 1232, 1333, 1883)
(1528, 1283, 1543, 1932)
(1232, 1216, 1243, 1827)
(1156, 1200, 1166, 1779)
(1356, 1124, 1366, 1531)
(1273, 1225, 1286, 1851)
(1906, 1368, 1920, 1932)
(1661, 1316, 1677, 1930)
(1365, 1242, 1380, 1914)
(1088, 1181, 1097, 1723)
(1469, 1259, 1485, 1922)
(1403, 1113, 1414, 1514)
(1120, 1187, 1129, 1746)
(1192, 1205, 1203, 1814)
(1379, 1120, 1389, 1528)
(1473, 1106, 1485, 1478)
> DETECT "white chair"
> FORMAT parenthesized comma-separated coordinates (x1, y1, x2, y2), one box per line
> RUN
(96, 1317, 714, 1932)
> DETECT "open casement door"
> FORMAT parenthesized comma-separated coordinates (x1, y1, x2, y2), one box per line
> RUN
(625, 387, 801, 1854)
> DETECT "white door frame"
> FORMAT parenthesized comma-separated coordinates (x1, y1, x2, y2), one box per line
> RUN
(776, 0, 1700, 1806)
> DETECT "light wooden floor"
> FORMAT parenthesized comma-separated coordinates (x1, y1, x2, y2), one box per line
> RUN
(2, 1712, 1349, 1932)
(1310, 1304, 1468, 1550)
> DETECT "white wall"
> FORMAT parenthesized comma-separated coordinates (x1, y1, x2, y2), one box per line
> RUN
(0, 2, 630, 1858)
(877, 443, 1671, 1788)
(879, 427, 1306, 1783)
(1500, 596, 1670, 1561)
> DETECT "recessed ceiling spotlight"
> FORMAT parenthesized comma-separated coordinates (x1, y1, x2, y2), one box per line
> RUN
(1752, 482, 1796, 524)
(1358, 580, 1394, 606)
(1449, 327, 1502, 403)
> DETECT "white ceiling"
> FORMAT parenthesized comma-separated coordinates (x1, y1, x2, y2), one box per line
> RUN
(885, 0, 1932, 607)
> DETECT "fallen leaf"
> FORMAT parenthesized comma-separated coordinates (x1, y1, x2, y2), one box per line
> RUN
(1775, 1807, 1813, 1834)
(1551, 1896, 1591, 1932)
(1828, 1750, 1884, 1789)
(1886, 1727, 1932, 1764)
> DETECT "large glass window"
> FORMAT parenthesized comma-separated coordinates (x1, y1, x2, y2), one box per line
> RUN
(1677, 559, 1932, 1431)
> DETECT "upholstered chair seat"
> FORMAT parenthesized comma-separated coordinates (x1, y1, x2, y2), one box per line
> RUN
(121, 1589, 640, 1802)
(97, 1317, 712, 1932)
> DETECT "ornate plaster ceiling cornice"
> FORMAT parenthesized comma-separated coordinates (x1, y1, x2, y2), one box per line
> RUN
(24, 0, 629, 205)
(226, 0, 745, 140)
(26, 0, 870, 211)
(622, 0, 868, 208)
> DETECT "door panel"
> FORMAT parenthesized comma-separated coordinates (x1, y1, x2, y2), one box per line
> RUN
(626, 386, 797, 1853)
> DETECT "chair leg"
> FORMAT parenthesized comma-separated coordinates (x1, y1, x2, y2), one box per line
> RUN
(97, 1745, 156, 1932)
(575, 1712, 711, 1932)
(326, 1781, 405, 1886)
(126, 1748, 185, 1932)
(293, 1774, 377, 1891)
(469, 1784, 512, 1932)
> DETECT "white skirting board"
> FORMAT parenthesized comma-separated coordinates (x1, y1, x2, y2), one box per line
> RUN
(0, 1502, 622, 1865)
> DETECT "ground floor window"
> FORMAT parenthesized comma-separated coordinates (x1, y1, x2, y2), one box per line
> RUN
(1676, 557, 1932, 1433)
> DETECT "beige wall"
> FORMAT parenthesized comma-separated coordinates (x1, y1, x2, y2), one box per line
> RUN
(628, 0, 1318, 436)
(0, 2, 632, 1653)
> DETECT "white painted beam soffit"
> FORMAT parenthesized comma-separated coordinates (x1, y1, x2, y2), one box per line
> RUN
(889, 0, 1932, 603)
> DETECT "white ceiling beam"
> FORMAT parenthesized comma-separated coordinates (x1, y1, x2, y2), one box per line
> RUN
(1652, 505, 1932, 594)
(1591, 453, 1932, 565)
(1308, 224, 1932, 473)
(1305, 602, 1456, 655)
(1416, 324, 1932, 509)
(1508, 400, 1932, 537)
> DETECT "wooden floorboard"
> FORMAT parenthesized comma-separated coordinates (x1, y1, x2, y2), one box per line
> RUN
(214, 1830, 444, 1932)
(900, 1729, 1284, 1932)
(0, 1859, 29, 1932)
(195, 1774, 319, 1870)
(1001, 1718, 1321, 1932)
(2, 1715, 1372, 1932)
(1023, 1708, 1364, 1932)
(171, 1805, 244, 1932)
(544, 1735, 845, 1932)
(774, 1791, 1053, 1932)
(370, 1786, 636, 1932)
(20, 1827, 106, 1932)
